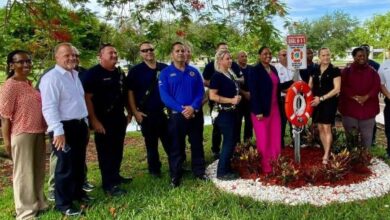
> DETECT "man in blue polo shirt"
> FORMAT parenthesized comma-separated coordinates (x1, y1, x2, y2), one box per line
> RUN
(127, 41, 170, 178)
(159, 42, 206, 187)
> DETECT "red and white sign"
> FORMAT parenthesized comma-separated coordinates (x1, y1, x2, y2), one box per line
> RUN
(287, 35, 307, 70)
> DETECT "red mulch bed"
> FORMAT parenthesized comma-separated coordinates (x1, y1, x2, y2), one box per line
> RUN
(235, 146, 372, 188)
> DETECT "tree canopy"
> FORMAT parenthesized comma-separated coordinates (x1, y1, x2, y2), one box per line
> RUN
(288, 10, 359, 59)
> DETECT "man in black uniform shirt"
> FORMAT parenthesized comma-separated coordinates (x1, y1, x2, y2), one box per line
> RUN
(83, 44, 132, 197)
(127, 42, 170, 178)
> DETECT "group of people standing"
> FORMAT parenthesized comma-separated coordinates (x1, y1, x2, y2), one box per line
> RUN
(0, 40, 386, 219)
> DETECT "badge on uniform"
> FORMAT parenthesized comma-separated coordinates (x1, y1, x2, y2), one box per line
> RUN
(189, 71, 195, 77)
(170, 73, 176, 77)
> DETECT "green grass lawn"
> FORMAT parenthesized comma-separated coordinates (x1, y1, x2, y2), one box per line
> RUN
(1, 126, 390, 219)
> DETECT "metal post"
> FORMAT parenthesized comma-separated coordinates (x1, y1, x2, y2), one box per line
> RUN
(293, 126, 302, 163)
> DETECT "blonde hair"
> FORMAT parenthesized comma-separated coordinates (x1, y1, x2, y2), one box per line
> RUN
(214, 49, 235, 77)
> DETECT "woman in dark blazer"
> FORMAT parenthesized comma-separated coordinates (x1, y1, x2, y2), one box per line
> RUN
(248, 46, 292, 174)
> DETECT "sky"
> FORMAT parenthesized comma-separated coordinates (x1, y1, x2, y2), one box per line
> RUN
(1, 0, 389, 33)
(275, 0, 390, 34)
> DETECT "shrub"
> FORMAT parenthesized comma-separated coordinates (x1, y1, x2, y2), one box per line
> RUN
(271, 156, 299, 186)
(324, 149, 352, 182)
(231, 142, 262, 176)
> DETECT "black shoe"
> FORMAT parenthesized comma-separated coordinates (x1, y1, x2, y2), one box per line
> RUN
(150, 171, 162, 178)
(82, 181, 95, 192)
(170, 177, 181, 188)
(217, 173, 239, 181)
(61, 208, 82, 216)
(47, 191, 55, 202)
(181, 167, 191, 173)
(119, 176, 133, 184)
(105, 186, 127, 197)
(80, 195, 94, 203)
(213, 153, 220, 160)
(195, 174, 209, 181)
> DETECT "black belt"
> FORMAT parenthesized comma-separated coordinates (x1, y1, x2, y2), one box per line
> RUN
(61, 118, 87, 124)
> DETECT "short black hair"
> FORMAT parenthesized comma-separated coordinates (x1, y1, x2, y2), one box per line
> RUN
(99, 43, 114, 53)
(170, 41, 183, 53)
(216, 42, 227, 49)
(258, 46, 269, 54)
(360, 44, 370, 53)
(6, 50, 31, 79)
(352, 47, 365, 57)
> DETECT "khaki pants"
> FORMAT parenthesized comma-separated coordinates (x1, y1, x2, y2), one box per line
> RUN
(11, 133, 48, 220)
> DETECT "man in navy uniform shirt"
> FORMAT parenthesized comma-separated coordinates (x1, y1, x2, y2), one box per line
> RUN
(237, 51, 253, 143)
(159, 42, 206, 187)
(203, 42, 242, 159)
(127, 41, 170, 178)
(83, 44, 132, 197)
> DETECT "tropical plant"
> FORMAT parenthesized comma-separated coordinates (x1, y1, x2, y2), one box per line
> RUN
(231, 142, 261, 176)
(271, 155, 299, 186)
(324, 149, 352, 182)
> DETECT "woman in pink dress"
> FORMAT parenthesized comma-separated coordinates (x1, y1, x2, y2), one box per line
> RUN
(248, 46, 289, 174)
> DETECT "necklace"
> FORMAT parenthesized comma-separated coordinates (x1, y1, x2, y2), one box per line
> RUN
(264, 66, 271, 73)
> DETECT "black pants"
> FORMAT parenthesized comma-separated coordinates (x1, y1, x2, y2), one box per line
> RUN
(384, 99, 390, 156)
(53, 119, 88, 211)
(95, 115, 127, 191)
(280, 97, 293, 147)
(236, 100, 253, 142)
(215, 111, 239, 177)
(140, 111, 170, 173)
(168, 112, 205, 179)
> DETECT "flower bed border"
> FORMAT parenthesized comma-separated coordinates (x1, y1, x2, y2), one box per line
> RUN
(206, 158, 390, 206)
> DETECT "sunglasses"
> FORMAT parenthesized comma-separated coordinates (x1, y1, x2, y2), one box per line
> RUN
(13, 59, 32, 65)
(140, 48, 155, 53)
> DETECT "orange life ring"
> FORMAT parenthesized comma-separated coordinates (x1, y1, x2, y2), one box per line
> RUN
(284, 81, 314, 127)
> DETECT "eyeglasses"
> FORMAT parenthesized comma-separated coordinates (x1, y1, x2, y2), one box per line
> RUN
(140, 48, 155, 53)
(13, 59, 32, 65)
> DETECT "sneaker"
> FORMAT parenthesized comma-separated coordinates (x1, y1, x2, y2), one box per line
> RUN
(61, 208, 82, 216)
(195, 174, 209, 181)
(47, 191, 55, 202)
(105, 186, 127, 197)
(82, 181, 95, 192)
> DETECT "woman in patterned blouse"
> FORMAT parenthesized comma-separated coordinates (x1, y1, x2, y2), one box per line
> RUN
(0, 50, 48, 220)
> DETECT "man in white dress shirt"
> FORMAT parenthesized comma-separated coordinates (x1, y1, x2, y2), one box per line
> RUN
(274, 49, 296, 147)
(379, 59, 390, 158)
(39, 42, 89, 216)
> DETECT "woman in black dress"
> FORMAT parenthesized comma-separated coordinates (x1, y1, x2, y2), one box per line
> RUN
(309, 48, 341, 164)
